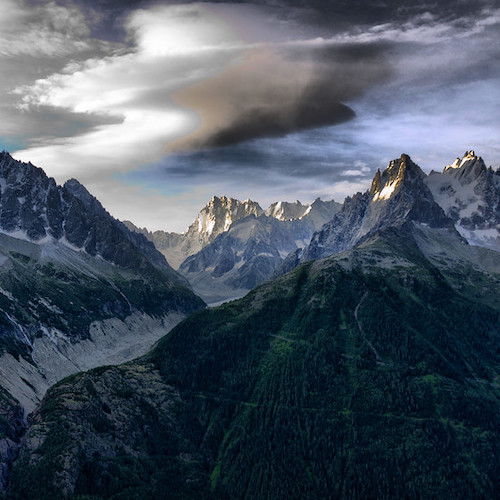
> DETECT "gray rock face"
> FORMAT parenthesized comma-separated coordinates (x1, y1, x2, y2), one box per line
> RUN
(0, 152, 182, 280)
(0, 154, 61, 240)
(0, 387, 24, 494)
(194, 196, 264, 239)
(303, 192, 371, 261)
(64, 178, 185, 284)
(364, 154, 450, 230)
(180, 216, 285, 290)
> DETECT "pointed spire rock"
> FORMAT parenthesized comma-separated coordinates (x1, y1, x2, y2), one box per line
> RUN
(371, 154, 425, 202)
(370, 169, 382, 195)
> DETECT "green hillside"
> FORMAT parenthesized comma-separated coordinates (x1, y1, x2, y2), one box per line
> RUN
(9, 226, 500, 499)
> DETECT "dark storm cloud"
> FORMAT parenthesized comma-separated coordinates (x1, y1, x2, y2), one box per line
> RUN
(68, 0, 500, 38)
(206, 102, 354, 148)
(271, 0, 498, 24)
(169, 41, 391, 150)
(141, 123, 373, 185)
(154, 136, 345, 179)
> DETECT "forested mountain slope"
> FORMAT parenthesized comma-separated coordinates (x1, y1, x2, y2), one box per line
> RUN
(9, 222, 500, 499)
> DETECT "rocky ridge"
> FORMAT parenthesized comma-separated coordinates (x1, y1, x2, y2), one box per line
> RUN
(125, 196, 264, 269)
(295, 152, 498, 266)
(126, 196, 340, 303)
(177, 198, 340, 303)
(0, 152, 204, 413)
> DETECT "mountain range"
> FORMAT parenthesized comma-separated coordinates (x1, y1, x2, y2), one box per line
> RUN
(0, 149, 499, 498)
(277, 151, 500, 269)
(0, 151, 205, 409)
(125, 196, 265, 269)
(126, 196, 341, 304)
(125, 151, 499, 304)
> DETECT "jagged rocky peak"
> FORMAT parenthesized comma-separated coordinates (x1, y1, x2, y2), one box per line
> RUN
(265, 200, 307, 221)
(266, 198, 341, 222)
(370, 169, 382, 195)
(0, 151, 63, 240)
(0, 152, 181, 274)
(64, 178, 108, 217)
(442, 150, 488, 184)
(371, 154, 425, 201)
(177, 196, 341, 303)
(366, 154, 450, 229)
(189, 195, 263, 239)
(444, 150, 478, 171)
(298, 154, 451, 265)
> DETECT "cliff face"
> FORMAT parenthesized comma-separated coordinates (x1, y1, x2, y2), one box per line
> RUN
(0, 387, 25, 494)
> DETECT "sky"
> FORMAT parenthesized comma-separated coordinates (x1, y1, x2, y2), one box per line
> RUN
(1, 0, 499, 232)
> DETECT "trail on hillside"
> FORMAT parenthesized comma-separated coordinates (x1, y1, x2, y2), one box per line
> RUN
(354, 292, 384, 363)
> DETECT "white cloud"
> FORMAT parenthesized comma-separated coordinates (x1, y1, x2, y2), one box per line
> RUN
(335, 7, 500, 45)
(126, 4, 242, 56)
(13, 4, 249, 180)
(0, 0, 93, 57)
(342, 170, 366, 177)
(342, 161, 371, 177)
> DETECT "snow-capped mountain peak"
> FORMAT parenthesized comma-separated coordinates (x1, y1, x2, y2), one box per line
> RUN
(444, 157, 462, 172)
(301, 154, 450, 262)
(188, 195, 263, 240)
(265, 200, 307, 221)
(441, 150, 490, 187)
(426, 150, 499, 250)
(444, 150, 479, 172)
(265, 198, 341, 223)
